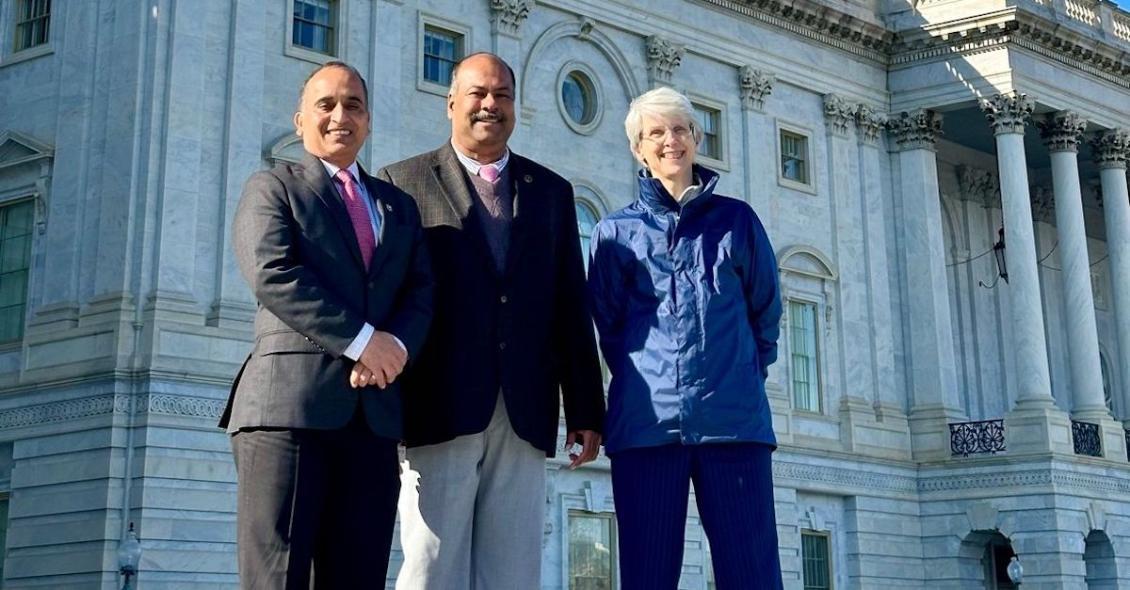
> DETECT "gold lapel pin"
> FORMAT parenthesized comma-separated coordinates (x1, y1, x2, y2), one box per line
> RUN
(523, 174, 533, 183)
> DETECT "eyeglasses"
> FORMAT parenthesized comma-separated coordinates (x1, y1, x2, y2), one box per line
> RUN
(641, 124, 694, 144)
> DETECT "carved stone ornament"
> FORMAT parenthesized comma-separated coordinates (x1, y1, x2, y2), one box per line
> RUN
(980, 92, 1034, 136)
(646, 35, 684, 86)
(738, 65, 774, 111)
(490, 0, 533, 36)
(887, 109, 942, 150)
(854, 104, 887, 144)
(1038, 111, 1088, 153)
(823, 94, 854, 136)
(1030, 185, 1054, 223)
(957, 165, 1000, 207)
(1091, 129, 1130, 170)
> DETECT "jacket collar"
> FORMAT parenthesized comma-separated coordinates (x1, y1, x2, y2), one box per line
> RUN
(636, 164, 719, 214)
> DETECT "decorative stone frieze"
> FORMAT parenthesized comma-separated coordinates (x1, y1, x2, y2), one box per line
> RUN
(854, 104, 887, 144)
(646, 35, 684, 86)
(1038, 111, 1089, 153)
(887, 109, 942, 150)
(1092, 129, 1130, 169)
(823, 94, 854, 136)
(489, 0, 533, 36)
(738, 65, 774, 111)
(981, 93, 1034, 136)
(957, 165, 1000, 207)
(1030, 185, 1055, 223)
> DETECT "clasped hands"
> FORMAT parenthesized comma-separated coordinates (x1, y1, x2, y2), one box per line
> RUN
(350, 331, 406, 389)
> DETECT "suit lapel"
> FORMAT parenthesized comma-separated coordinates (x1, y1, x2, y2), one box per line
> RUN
(503, 155, 538, 275)
(360, 168, 394, 279)
(296, 153, 367, 270)
(431, 145, 500, 278)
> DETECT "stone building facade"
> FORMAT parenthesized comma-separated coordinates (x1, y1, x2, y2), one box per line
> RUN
(0, 0, 1129, 588)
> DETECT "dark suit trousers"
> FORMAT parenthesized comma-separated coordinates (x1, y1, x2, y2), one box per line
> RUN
(230, 409, 399, 590)
(609, 443, 783, 590)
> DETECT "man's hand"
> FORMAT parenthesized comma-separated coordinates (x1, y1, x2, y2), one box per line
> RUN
(351, 331, 408, 389)
(565, 430, 602, 469)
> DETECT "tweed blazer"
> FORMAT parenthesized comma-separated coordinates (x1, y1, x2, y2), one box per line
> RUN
(378, 143, 605, 455)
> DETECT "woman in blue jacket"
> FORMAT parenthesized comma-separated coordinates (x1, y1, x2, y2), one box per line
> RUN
(587, 87, 784, 589)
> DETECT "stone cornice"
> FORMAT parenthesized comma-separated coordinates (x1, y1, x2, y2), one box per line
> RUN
(1038, 111, 1089, 153)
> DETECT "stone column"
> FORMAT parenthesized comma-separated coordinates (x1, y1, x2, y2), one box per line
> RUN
(888, 109, 966, 461)
(981, 93, 1072, 454)
(1040, 112, 1125, 459)
(738, 66, 774, 208)
(488, 0, 532, 127)
(1093, 130, 1130, 426)
(645, 35, 683, 88)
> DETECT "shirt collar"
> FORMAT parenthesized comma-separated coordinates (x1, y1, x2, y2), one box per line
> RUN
(451, 140, 510, 177)
(319, 159, 361, 185)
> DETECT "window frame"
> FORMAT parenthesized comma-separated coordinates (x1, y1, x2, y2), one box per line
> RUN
(787, 297, 823, 414)
(776, 120, 817, 194)
(556, 61, 603, 136)
(2, 0, 53, 67)
(565, 509, 618, 590)
(417, 13, 470, 98)
(801, 529, 833, 590)
(687, 94, 729, 171)
(0, 196, 35, 346)
(285, 0, 345, 64)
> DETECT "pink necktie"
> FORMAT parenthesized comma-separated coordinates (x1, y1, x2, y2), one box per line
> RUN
(479, 164, 500, 184)
(334, 169, 375, 269)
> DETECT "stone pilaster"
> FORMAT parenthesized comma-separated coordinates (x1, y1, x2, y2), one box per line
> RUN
(738, 66, 773, 112)
(822, 94, 854, 137)
(889, 109, 966, 461)
(489, 0, 532, 37)
(854, 104, 886, 145)
(981, 93, 1072, 455)
(645, 35, 683, 87)
(1093, 130, 1130, 439)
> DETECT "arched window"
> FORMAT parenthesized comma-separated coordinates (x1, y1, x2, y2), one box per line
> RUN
(778, 246, 837, 414)
(575, 199, 600, 267)
(1101, 352, 1114, 416)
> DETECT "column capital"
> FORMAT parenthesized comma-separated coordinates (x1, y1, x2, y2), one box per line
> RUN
(645, 35, 684, 87)
(489, 0, 533, 36)
(980, 92, 1034, 136)
(823, 94, 854, 136)
(854, 104, 887, 145)
(738, 65, 774, 111)
(887, 109, 942, 150)
(1038, 111, 1088, 153)
(1091, 129, 1130, 170)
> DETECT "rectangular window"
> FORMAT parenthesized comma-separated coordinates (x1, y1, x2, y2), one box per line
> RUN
(802, 530, 831, 590)
(423, 26, 462, 87)
(694, 104, 722, 161)
(789, 300, 820, 412)
(292, 0, 335, 55)
(781, 130, 809, 185)
(14, 0, 50, 52)
(569, 511, 615, 590)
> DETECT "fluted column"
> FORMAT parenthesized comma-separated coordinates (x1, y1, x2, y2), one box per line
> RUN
(982, 93, 1072, 455)
(1094, 130, 1130, 420)
(889, 109, 965, 460)
(1038, 112, 1108, 419)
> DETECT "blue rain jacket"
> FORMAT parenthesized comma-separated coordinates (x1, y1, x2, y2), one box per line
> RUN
(587, 165, 782, 454)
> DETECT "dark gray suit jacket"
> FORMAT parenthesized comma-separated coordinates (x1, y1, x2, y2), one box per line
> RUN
(221, 152, 433, 438)
(377, 144, 604, 455)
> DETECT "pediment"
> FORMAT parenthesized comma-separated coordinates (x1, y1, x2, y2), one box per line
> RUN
(778, 245, 837, 281)
(0, 130, 53, 169)
(267, 134, 305, 165)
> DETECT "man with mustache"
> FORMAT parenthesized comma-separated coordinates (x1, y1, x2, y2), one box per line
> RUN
(378, 52, 605, 590)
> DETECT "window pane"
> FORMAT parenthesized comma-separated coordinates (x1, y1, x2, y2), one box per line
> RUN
(781, 131, 809, 183)
(790, 301, 820, 411)
(423, 27, 462, 86)
(1101, 354, 1113, 412)
(569, 513, 614, 590)
(292, 0, 334, 54)
(802, 532, 831, 590)
(562, 76, 587, 124)
(694, 105, 721, 160)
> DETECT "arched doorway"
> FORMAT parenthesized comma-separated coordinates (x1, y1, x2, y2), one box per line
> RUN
(959, 531, 1019, 589)
(1084, 530, 1118, 589)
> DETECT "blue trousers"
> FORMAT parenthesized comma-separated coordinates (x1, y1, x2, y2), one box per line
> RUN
(610, 442, 783, 590)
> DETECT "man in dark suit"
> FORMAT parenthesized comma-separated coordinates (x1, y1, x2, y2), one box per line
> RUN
(222, 61, 432, 589)
(379, 52, 605, 590)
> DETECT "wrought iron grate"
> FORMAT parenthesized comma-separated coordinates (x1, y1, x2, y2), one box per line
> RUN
(1072, 420, 1102, 457)
(949, 419, 1005, 457)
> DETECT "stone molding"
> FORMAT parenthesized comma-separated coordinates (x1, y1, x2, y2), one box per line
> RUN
(773, 460, 918, 494)
(738, 65, 774, 111)
(920, 467, 1130, 495)
(645, 35, 684, 86)
(1038, 111, 1089, 153)
(823, 94, 854, 136)
(854, 104, 888, 145)
(957, 165, 1001, 207)
(887, 109, 942, 150)
(1091, 129, 1130, 170)
(981, 93, 1034, 136)
(489, 0, 533, 37)
(0, 392, 224, 430)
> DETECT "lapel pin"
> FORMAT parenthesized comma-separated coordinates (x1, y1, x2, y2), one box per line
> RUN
(523, 174, 533, 183)
(385, 203, 393, 212)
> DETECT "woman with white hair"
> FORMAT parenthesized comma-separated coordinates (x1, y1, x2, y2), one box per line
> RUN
(587, 86, 784, 589)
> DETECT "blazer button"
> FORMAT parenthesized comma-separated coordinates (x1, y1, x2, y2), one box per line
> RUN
(499, 342, 507, 350)
(500, 295, 508, 304)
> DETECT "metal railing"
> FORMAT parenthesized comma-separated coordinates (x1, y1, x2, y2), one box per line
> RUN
(950, 419, 1006, 457)
(1071, 420, 1102, 457)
